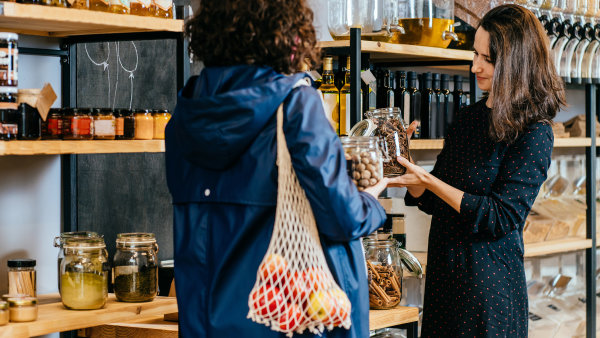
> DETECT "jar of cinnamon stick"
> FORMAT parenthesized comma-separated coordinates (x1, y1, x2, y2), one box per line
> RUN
(7, 259, 36, 297)
(364, 240, 402, 309)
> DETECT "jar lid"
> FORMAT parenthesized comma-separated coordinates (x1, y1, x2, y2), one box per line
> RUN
(0, 301, 7, 310)
(7, 297, 37, 307)
(0, 86, 17, 94)
(7, 259, 36, 268)
(134, 109, 152, 114)
(349, 120, 377, 137)
(2, 294, 29, 302)
(397, 248, 423, 279)
(100, 108, 113, 115)
(0, 32, 18, 41)
(54, 231, 102, 247)
(153, 109, 170, 114)
(63, 237, 106, 249)
(117, 232, 157, 245)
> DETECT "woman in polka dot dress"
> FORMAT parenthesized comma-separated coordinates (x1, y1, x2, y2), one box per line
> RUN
(390, 5, 566, 337)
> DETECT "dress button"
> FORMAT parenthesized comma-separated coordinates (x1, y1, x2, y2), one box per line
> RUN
(204, 189, 210, 197)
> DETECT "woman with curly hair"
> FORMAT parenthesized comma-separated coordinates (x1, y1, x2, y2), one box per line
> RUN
(165, 1, 389, 336)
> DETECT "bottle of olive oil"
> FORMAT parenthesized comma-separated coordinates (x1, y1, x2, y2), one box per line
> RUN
(320, 57, 340, 134)
(339, 56, 362, 136)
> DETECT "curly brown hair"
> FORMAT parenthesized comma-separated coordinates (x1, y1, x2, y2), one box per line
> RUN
(185, 0, 322, 74)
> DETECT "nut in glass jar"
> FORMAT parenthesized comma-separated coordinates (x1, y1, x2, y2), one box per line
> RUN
(341, 136, 383, 191)
(364, 239, 403, 309)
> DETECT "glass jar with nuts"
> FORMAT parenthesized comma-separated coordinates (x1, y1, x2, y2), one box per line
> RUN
(341, 137, 384, 191)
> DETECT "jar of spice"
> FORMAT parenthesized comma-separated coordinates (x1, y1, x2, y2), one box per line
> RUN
(114, 233, 159, 302)
(64, 108, 93, 140)
(364, 239, 403, 309)
(7, 259, 36, 297)
(152, 0, 172, 18)
(59, 236, 109, 310)
(0, 33, 18, 87)
(93, 108, 116, 140)
(152, 109, 171, 139)
(0, 301, 7, 326)
(7, 297, 37, 322)
(134, 109, 153, 140)
(340, 136, 383, 191)
(0, 109, 18, 141)
(42, 108, 63, 140)
(54, 232, 103, 296)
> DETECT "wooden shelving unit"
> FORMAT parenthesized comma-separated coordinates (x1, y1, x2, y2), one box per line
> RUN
(524, 238, 593, 258)
(409, 137, 592, 150)
(0, 294, 178, 337)
(0, 2, 183, 37)
(318, 40, 473, 62)
(0, 140, 165, 155)
(369, 306, 420, 331)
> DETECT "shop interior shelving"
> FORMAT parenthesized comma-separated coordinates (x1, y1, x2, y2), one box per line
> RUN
(409, 137, 593, 150)
(0, 2, 183, 36)
(0, 293, 178, 337)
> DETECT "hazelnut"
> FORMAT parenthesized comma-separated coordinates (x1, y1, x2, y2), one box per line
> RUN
(359, 179, 370, 187)
(370, 178, 378, 185)
(361, 157, 371, 165)
(362, 170, 372, 179)
(353, 171, 361, 180)
(357, 163, 366, 171)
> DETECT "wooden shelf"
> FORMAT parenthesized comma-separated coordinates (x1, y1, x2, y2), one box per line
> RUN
(409, 138, 592, 150)
(0, 2, 183, 37)
(0, 140, 165, 155)
(0, 293, 178, 337)
(369, 306, 419, 331)
(524, 238, 593, 258)
(318, 40, 473, 62)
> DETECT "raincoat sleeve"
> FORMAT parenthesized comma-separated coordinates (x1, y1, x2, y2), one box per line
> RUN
(282, 86, 386, 242)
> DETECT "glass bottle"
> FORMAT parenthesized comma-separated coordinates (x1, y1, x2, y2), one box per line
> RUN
(93, 108, 116, 140)
(109, 0, 130, 14)
(123, 109, 136, 140)
(432, 73, 444, 139)
(42, 108, 62, 140)
(152, 0, 172, 18)
(452, 75, 468, 117)
(90, 0, 110, 12)
(59, 236, 109, 310)
(394, 71, 409, 126)
(130, 0, 154, 15)
(419, 72, 435, 139)
(364, 239, 403, 309)
(376, 69, 394, 108)
(54, 232, 103, 296)
(406, 71, 421, 139)
(114, 109, 125, 140)
(319, 57, 340, 135)
(16, 103, 41, 141)
(152, 109, 171, 139)
(340, 136, 383, 191)
(340, 56, 359, 137)
(113, 233, 159, 302)
(440, 74, 453, 138)
(134, 109, 154, 140)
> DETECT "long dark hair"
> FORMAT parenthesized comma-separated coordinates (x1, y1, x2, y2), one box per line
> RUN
(185, 0, 321, 74)
(479, 4, 566, 143)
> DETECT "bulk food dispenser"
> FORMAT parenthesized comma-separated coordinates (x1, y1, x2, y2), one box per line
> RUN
(392, 0, 458, 47)
(328, 0, 404, 42)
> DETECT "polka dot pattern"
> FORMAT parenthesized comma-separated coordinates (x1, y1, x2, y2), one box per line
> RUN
(405, 99, 553, 337)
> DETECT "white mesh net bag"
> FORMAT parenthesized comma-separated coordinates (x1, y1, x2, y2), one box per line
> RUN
(247, 96, 352, 336)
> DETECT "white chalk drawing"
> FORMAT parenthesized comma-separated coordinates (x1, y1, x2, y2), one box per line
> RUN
(85, 41, 139, 110)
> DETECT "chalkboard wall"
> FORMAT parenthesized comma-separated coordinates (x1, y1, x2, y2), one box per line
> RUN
(74, 39, 184, 261)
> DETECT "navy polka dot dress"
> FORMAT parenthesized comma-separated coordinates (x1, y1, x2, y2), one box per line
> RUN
(405, 99, 553, 337)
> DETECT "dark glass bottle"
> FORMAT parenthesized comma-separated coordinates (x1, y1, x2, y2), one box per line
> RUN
(17, 103, 41, 140)
(432, 73, 444, 139)
(420, 72, 435, 139)
(440, 74, 453, 138)
(406, 71, 421, 139)
(394, 71, 410, 125)
(453, 75, 469, 117)
(122, 109, 136, 140)
(377, 70, 394, 108)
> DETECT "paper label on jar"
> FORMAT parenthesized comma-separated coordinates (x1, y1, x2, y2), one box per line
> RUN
(0, 47, 18, 84)
(322, 93, 339, 132)
(154, 0, 172, 11)
(115, 266, 139, 276)
(94, 119, 116, 136)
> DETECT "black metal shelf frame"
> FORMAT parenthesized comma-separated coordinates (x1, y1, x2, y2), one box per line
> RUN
(321, 27, 597, 338)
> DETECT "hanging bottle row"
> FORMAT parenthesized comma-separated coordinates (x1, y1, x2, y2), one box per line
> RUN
(7, 0, 174, 18)
(312, 56, 470, 139)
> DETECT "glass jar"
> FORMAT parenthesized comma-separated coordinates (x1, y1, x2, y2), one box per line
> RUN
(90, 0, 110, 11)
(152, 0, 172, 18)
(109, 0, 130, 14)
(114, 233, 159, 302)
(16, 103, 41, 140)
(0, 87, 18, 110)
(364, 239, 403, 309)
(42, 108, 63, 140)
(71, 0, 89, 9)
(64, 108, 93, 140)
(0, 109, 17, 140)
(54, 232, 103, 296)
(328, 0, 402, 42)
(7, 297, 37, 322)
(0, 301, 7, 326)
(394, 0, 458, 47)
(350, 108, 410, 177)
(134, 109, 154, 140)
(340, 136, 383, 191)
(93, 108, 116, 140)
(51, 0, 68, 7)
(7, 259, 36, 297)
(0, 33, 18, 87)
(59, 236, 109, 310)
(152, 109, 171, 139)
(130, 0, 155, 15)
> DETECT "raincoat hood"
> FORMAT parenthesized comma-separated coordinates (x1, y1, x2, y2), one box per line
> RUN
(172, 65, 309, 170)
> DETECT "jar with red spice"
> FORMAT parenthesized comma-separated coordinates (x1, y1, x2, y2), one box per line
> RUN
(42, 108, 63, 140)
(63, 108, 93, 140)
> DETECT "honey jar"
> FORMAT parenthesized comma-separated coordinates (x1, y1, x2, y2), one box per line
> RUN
(71, 0, 89, 9)
(152, 0, 172, 18)
(90, 0, 110, 12)
(130, 0, 154, 15)
(109, 0, 130, 14)
(152, 109, 171, 139)
(7, 297, 37, 323)
(134, 109, 153, 140)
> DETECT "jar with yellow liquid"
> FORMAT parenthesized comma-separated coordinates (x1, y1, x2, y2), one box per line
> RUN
(130, 0, 154, 15)
(109, 0, 130, 14)
(393, 0, 459, 48)
(90, 0, 110, 12)
(152, 0, 172, 18)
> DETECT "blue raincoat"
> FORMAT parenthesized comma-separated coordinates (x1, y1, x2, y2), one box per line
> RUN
(165, 65, 386, 337)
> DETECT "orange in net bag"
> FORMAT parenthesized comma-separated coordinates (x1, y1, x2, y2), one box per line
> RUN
(247, 94, 352, 336)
